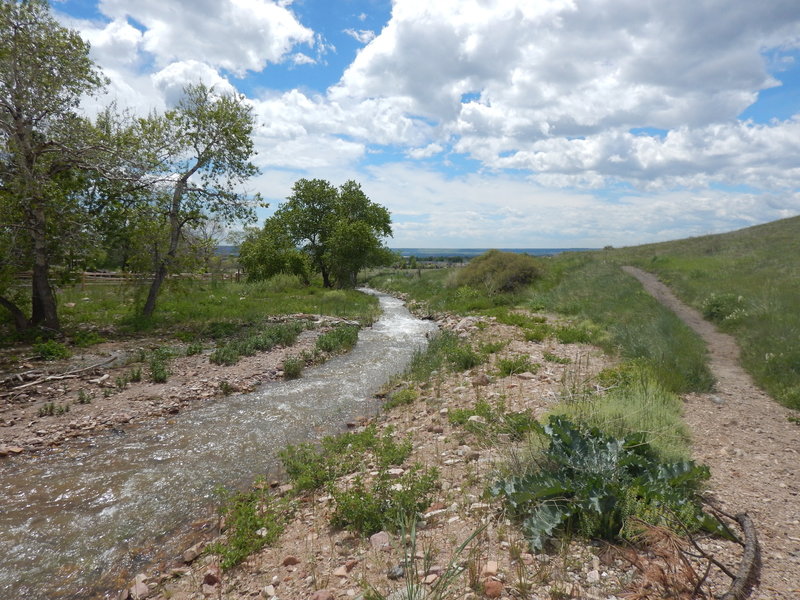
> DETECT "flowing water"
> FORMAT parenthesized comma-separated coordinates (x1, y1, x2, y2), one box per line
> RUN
(0, 292, 436, 599)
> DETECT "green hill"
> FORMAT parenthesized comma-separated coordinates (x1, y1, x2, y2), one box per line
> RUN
(607, 215, 800, 409)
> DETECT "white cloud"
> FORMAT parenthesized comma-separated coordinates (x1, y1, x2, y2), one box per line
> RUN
(97, 0, 314, 75)
(406, 143, 443, 160)
(151, 60, 238, 106)
(343, 28, 376, 44)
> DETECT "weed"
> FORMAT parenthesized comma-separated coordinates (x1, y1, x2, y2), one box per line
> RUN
(383, 387, 418, 409)
(543, 351, 571, 364)
(33, 339, 70, 361)
(115, 375, 128, 390)
(77, 389, 92, 404)
(497, 355, 539, 377)
(206, 482, 291, 569)
(72, 330, 105, 347)
(128, 367, 142, 383)
(524, 324, 553, 342)
(479, 340, 506, 355)
(219, 380, 235, 395)
(329, 465, 439, 535)
(38, 402, 70, 417)
(315, 324, 360, 354)
(282, 356, 304, 379)
(185, 341, 203, 356)
(492, 415, 731, 551)
(449, 399, 539, 441)
(149, 348, 171, 383)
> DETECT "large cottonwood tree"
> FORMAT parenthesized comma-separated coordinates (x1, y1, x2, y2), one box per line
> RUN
(0, 0, 108, 332)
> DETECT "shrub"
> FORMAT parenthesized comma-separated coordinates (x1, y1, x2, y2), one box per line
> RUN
(701, 292, 744, 323)
(282, 356, 304, 379)
(449, 399, 538, 441)
(497, 355, 539, 377)
(72, 330, 105, 347)
(33, 339, 70, 360)
(492, 416, 730, 551)
(454, 250, 543, 294)
(316, 324, 360, 354)
(330, 465, 439, 535)
(149, 348, 171, 383)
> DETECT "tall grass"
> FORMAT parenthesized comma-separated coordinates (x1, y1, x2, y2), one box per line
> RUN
(607, 215, 800, 409)
(535, 258, 714, 394)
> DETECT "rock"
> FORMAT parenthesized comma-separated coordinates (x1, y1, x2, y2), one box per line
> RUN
(481, 561, 498, 577)
(345, 558, 358, 571)
(586, 569, 601, 583)
(370, 530, 390, 550)
(8, 446, 23, 454)
(472, 374, 490, 386)
(386, 468, 405, 478)
(428, 425, 444, 434)
(129, 581, 149, 599)
(182, 543, 203, 563)
(201, 583, 217, 596)
(517, 372, 537, 380)
(282, 555, 300, 566)
(333, 565, 349, 577)
(203, 565, 221, 586)
(387, 564, 405, 580)
(118, 588, 130, 600)
(467, 415, 486, 425)
(310, 590, 335, 600)
(422, 574, 438, 584)
(263, 584, 276, 596)
(483, 579, 503, 598)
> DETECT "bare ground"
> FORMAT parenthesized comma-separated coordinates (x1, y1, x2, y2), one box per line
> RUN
(623, 266, 800, 599)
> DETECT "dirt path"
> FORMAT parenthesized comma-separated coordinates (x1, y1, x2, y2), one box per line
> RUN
(623, 266, 800, 599)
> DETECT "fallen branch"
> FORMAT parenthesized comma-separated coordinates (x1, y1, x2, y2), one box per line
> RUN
(6, 356, 118, 392)
(720, 513, 760, 600)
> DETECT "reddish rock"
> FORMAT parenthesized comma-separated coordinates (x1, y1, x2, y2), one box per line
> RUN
(282, 555, 300, 566)
(345, 558, 358, 571)
(369, 531, 390, 550)
(129, 581, 149, 599)
(483, 579, 503, 598)
(203, 565, 221, 586)
(182, 543, 203, 563)
(310, 590, 334, 600)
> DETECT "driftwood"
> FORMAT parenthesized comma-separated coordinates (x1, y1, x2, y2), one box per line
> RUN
(0, 356, 118, 396)
(720, 513, 760, 600)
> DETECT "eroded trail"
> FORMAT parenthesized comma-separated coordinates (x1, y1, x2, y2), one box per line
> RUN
(623, 266, 800, 599)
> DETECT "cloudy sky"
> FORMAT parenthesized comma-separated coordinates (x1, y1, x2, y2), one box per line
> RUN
(54, 0, 800, 248)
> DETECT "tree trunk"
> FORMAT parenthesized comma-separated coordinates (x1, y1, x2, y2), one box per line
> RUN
(321, 266, 332, 288)
(142, 262, 167, 318)
(29, 201, 60, 331)
(0, 296, 29, 332)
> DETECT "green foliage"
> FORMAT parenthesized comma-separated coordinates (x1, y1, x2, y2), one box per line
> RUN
(405, 331, 485, 383)
(238, 219, 311, 282)
(148, 348, 171, 383)
(330, 465, 439, 535)
(453, 250, 544, 294)
(496, 355, 539, 377)
(77, 390, 92, 404)
(543, 351, 571, 364)
(701, 292, 745, 323)
(282, 356, 304, 379)
(383, 387, 418, 409)
(315, 324, 360, 354)
(210, 322, 304, 366)
(207, 484, 291, 569)
(492, 416, 728, 551)
(33, 339, 71, 360)
(448, 399, 539, 441)
(185, 341, 203, 356)
(279, 425, 412, 492)
(71, 330, 105, 347)
(38, 402, 70, 417)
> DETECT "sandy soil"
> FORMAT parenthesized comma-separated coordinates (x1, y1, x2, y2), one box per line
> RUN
(623, 266, 800, 599)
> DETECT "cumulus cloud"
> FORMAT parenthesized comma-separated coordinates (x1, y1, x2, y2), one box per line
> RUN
(152, 60, 238, 106)
(94, 0, 313, 75)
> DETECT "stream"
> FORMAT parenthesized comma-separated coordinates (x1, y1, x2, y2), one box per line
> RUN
(0, 291, 436, 599)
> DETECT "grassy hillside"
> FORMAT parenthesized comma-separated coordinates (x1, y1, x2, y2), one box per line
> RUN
(606, 215, 800, 409)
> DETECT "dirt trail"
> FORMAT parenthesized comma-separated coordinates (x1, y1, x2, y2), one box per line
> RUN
(623, 266, 800, 599)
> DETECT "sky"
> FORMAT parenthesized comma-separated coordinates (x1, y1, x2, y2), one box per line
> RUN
(52, 0, 800, 248)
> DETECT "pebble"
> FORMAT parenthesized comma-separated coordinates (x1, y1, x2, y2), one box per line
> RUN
(481, 561, 498, 577)
(387, 564, 405, 580)
(282, 555, 300, 566)
(483, 579, 503, 598)
(309, 590, 334, 600)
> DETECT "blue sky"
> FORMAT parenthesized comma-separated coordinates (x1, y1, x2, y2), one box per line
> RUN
(53, 0, 800, 248)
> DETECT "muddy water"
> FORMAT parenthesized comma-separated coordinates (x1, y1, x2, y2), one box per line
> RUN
(0, 292, 436, 599)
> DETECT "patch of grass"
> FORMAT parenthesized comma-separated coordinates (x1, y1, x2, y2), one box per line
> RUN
(383, 387, 418, 410)
(185, 341, 203, 356)
(32, 339, 70, 361)
(148, 347, 171, 383)
(329, 465, 439, 535)
(479, 340, 506, 355)
(404, 331, 485, 383)
(496, 355, 539, 377)
(71, 330, 105, 347)
(210, 322, 304, 366)
(523, 324, 554, 342)
(449, 398, 539, 441)
(315, 324, 360, 354)
(206, 483, 292, 569)
(77, 389, 92, 404)
(37, 402, 70, 417)
(279, 425, 412, 492)
(219, 380, 235, 395)
(543, 351, 571, 364)
(282, 356, 304, 379)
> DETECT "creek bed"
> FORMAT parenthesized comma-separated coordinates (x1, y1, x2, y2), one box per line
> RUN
(0, 291, 436, 599)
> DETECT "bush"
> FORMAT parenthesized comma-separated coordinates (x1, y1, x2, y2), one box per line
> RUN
(316, 324, 360, 354)
(282, 356, 304, 379)
(492, 416, 730, 551)
(701, 293, 744, 323)
(454, 250, 543, 294)
(33, 339, 70, 360)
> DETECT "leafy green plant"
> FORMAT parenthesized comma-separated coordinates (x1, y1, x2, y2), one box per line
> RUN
(383, 387, 418, 409)
(77, 389, 92, 404)
(148, 348, 171, 383)
(315, 324, 360, 354)
(38, 402, 69, 417)
(497, 355, 539, 377)
(72, 330, 105, 347)
(492, 416, 730, 551)
(185, 341, 203, 356)
(524, 324, 554, 342)
(128, 366, 142, 383)
(543, 351, 571, 364)
(701, 292, 744, 323)
(479, 340, 506, 355)
(279, 425, 412, 492)
(33, 339, 70, 361)
(282, 356, 304, 379)
(330, 465, 439, 535)
(206, 483, 291, 568)
(449, 399, 538, 441)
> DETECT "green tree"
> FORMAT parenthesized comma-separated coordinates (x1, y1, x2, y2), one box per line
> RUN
(272, 178, 392, 288)
(238, 217, 310, 282)
(0, 0, 109, 332)
(136, 83, 261, 317)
